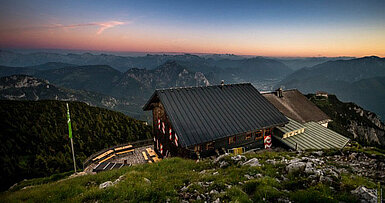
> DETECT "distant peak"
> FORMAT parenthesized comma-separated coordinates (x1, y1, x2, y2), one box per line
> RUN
(362, 55, 380, 59)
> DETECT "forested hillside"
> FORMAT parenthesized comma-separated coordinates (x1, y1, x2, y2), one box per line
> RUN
(0, 100, 152, 191)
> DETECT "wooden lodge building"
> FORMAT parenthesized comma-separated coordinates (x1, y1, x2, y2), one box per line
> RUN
(143, 83, 289, 158)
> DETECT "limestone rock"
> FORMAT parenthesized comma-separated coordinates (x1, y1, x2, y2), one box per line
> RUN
(99, 181, 113, 189)
(351, 186, 377, 203)
(214, 153, 228, 163)
(143, 178, 151, 184)
(231, 155, 246, 162)
(219, 161, 229, 168)
(286, 162, 306, 174)
(242, 158, 261, 167)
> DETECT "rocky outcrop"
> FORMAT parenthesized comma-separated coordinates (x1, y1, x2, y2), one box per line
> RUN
(177, 150, 384, 202)
(348, 106, 385, 146)
(349, 120, 385, 146)
(309, 94, 385, 147)
(351, 186, 378, 203)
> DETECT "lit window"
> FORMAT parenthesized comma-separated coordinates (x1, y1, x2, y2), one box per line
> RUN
(255, 131, 263, 140)
(228, 136, 236, 144)
(206, 142, 214, 150)
(194, 145, 201, 152)
(245, 133, 252, 140)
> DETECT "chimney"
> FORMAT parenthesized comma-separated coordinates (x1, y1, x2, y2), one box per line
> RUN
(276, 87, 283, 98)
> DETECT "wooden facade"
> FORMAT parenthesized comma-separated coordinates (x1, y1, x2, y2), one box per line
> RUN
(152, 102, 191, 158)
(187, 127, 273, 158)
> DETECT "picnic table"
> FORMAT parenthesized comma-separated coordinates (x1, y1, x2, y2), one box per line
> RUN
(146, 148, 157, 157)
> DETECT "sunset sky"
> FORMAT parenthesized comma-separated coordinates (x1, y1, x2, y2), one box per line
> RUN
(0, 0, 384, 57)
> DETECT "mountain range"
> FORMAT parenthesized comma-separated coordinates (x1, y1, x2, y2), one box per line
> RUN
(275, 57, 355, 71)
(0, 50, 293, 84)
(1, 51, 384, 121)
(0, 61, 214, 120)
(278, 56, 385, 120)
(0, 75, 147, 119)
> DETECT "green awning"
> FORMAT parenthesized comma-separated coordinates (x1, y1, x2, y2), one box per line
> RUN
(276, 117, 306, 138)
(274, 121, 350, 150)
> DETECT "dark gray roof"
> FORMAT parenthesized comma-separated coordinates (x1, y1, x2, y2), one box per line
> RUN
(143, 83, 288, 147)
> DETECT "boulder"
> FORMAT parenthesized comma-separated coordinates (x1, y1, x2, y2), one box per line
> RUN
(266, 159, 278, 165)
(214, 153, 228, 163)
(351, 186, 377, 203)
(244, 174, 254, 180)
(319, 175, 333, 184)
(314, 169, 323, 177)
(289, 158, 301, 164)
(219, 161, 230, 168)
(327, 169, 340, 180)
(242, 158, 261, 167)
(304, 162, 314, 174)
(143, 178, 151, 184)
(213, 198, 221, 203)
(231, 155, 246, 162)
(113, 175, 126, 184)
(286, 162, 306, 174)
(181, 186, 189, 192)
(99, 181, 113, 189)
(312, 151, 324, 156)
(210, 189, 219, 195)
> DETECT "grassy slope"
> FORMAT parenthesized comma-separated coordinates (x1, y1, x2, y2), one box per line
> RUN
(1, 148, 381, 203)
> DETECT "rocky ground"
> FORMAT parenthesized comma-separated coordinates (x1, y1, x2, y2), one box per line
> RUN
(174, 148, 384, 203)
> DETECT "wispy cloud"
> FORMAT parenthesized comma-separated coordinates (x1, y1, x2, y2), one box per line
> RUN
(2, 20, 129, 34)
(95, 21, 126, 34)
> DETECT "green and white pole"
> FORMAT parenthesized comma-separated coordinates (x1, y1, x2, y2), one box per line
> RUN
(66, 103, 77, 173)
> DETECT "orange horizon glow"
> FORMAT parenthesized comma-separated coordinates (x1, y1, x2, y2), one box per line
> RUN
(1, 29, 384, 58)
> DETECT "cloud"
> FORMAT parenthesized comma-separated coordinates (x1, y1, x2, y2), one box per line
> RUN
(2, 20, 128, 34)
(57, 21, 127, 34)
(96, 21, 126, 34)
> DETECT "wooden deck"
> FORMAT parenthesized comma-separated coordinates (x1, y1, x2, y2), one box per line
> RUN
(85, 145, 158, 173)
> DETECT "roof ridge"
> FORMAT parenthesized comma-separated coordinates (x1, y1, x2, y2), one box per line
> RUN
(261, 88, 299, 94)
(155, 82, 252, 91)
